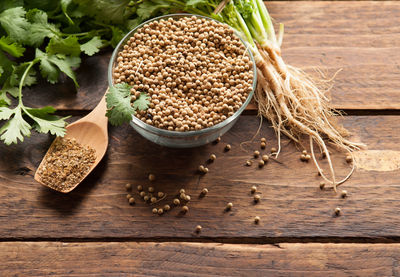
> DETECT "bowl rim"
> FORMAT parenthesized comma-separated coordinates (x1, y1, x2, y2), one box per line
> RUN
(108, 13, 257, 137)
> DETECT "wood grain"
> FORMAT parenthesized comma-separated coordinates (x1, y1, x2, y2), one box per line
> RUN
(0, 115, 399, 240)
(1, 242, 400, 276)
(23, 2, 400, 111)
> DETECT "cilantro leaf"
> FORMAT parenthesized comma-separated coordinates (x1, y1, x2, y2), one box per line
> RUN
(46, 35, 81, 57)
(9, 63, 37, 88)
(110, 26, 125, 48)
(0, 7, 30, 43)
(36, 49, 80, 87)
(137, 0, 170, 20)
(80, 36, 102, 56)
(0, 107, 31, 145)
(25, 106, 68, 136)
(0, 0, 23, 13)
(0, 36, 25, 57)
(133, 92, 150, 111)
(61, 0, 74, 25)
(75, 0, 131, 24)
(26, 9, 60, 47)
(186, 0, 208, 7)
(38, 55, 60, 84)
(106, 83, 135, 126)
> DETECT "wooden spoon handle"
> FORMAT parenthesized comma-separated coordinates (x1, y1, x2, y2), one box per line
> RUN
(85, 89, 108, 124)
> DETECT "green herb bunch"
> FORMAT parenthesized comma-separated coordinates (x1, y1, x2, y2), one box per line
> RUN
(0, 0, 148, 145)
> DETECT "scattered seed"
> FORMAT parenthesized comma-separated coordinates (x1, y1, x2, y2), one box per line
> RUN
(144, 195, 150, 202)
(258, 160, 265, 168)
(251, 185, 257, 194)
(198, 165, 205, 172)
(152, 208, 158, 214)
(180, 189, 186, 194)
(125, 183, 132, 191)
(261, 138, 267, 143)
(181, 205, 189, 213)
(215, 137, 221, 143)
(319, 182, 325, 190)
(225, 144, 231, 151)
(201, 188, 208, 196)
(262, 155, 269, 162)
(158, 191, 165, 198)
(246, 160, 252, 166)
(180, 193, 186, 200)
(164, 204, 171, 211)
(195, 225, 202, 233)
(173, 198, 180, 205)
(302, 150, 307, 155)
(254, 216, 260, 224)
(260, 142, 266, 149)
(209, 154, 217, 161)
(140, 191, 146, 197)
(335, 207, 341, 216)
(305, 154, 311, 161)
(225, 202, 233, 211)
(341, 190, 348, 198)
(300, 154, 307, 161)
(253, 150, 260, 158)
(254, 195, 260, 203)
(345, 155, 353, 163)
(126, 194, 132, 200)
(203, 167, 209, 173)
(185, 195, 191, 202)
(148, 186, 155, 193)
(158, 208, 164, 215)
(271, 147, 277, 153)
(128, 197, 135, 205)
(137, 185, 143, 191)
(148, 174, 156, 182)
(150, 197, 157, 203)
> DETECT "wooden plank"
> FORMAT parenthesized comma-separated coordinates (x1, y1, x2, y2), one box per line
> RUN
(1, 242, 399, 276)
(0, 115, 400, 240)
(23, 2, 400, 111)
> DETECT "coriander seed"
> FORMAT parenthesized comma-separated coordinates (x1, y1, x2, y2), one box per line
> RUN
(203, 167, 209, 173)
(173, 198, 180, 205)
(201, 188, 208, 196)
(181, 205, 189, 213)
(254, 195, 261, 203)
(319, 182, 325, 190)
(225, 202, 233, 211)
(185, 195, 191, 202)
(126, 194, 132, 200)
(271, 147, 277, 153)
(254, 216, 260, 224)
(262, 155, 269, 162)
(335, 207, 341, 216)
(209, 154, 216, 161)
(345, 155, 353, 163)
(148, 174, 156, 182)
(302, 150, 307, 155)
(198, 165, 205, 173)
(180, 189, 186, 194)
(140, 191, 146, 197)
(215, 137, 221, 143)
(261, 138, 266, 143)
(258, 160, 265, 168)
(125, 183, 132, 191)
(150, 197, 157, 203)
(128, 197, 135, 205)
(137, 185, 143, 191)
(251, 185, 257, 194)
(144, 195, 150, 202)
(158, 192, 165, 198)
(300, 154, 307, 161)
(246, 160, 252, 166)
(341, 190, 348, 198)
(225, 144, 231, 151)
(195, 225, 202, 233)
(152, 208, 158, 214)
(260, 142, 266, 149)
(148, 186, 155, 193)
(253, 150, 260, 158)
(180, 193, 186, 200)
(305, 154, 311, 161)
(164, 204, 171, 211)
(158, 208, 164, 215)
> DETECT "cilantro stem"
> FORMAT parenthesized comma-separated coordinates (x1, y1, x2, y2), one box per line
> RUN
(18, 59, 39, 105)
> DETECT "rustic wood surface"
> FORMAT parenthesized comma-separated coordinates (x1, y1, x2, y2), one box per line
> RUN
(2, 1, 400, 275)
(23, 2, 400, 112)
(1, 242, 399, 276)
(1, 115, 399, 240)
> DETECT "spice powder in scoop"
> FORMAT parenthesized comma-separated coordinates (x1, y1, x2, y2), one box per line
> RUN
(37, 137, 96, 192)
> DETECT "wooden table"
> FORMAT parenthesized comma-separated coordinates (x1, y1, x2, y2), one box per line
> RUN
(1, 2, 400, 276)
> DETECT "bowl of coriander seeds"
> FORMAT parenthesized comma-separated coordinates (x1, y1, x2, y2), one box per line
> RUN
(108, 14, 256, 148)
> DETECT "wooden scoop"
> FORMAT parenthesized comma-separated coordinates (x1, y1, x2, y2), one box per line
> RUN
(34, 92, 109, 193)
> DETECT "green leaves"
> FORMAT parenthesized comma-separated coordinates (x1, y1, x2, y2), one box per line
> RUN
(137, 0, 170, 20)
(0, 36, 25, 57)
(46, 36, 81, 57)
(26, 9, 60, 47)
(106, 83, 150, 126)
(106, 83, 135, 126)
(0, 107, 31, 144)
(0, 7, 30, 43)
(25, 106, 68, 136)
(80, 36, 102, 56)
